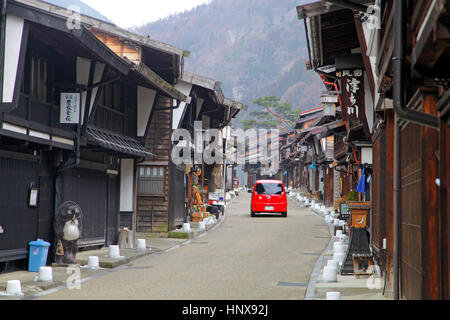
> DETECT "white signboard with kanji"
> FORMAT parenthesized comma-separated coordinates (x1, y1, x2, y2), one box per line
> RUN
(60, 93, 80, 124)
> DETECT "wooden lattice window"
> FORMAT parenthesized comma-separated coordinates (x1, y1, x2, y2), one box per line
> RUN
(138, 166, 165, 195)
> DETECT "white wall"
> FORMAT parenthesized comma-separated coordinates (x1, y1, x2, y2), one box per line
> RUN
(172, 81, 193, 129)
(2, 15, 24, 103)
(137, 86, 157, 137)
(365, 72, 374, 133)
(76, 57, 91, 124)
(120, 159, 134, 212)
(88, 62, 105, 117)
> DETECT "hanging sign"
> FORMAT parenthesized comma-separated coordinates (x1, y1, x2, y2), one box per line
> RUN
(60, 93, 80, 124)
(340, 69, 365, 121)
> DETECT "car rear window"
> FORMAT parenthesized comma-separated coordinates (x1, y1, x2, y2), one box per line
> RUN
(255, 183, 284, 195)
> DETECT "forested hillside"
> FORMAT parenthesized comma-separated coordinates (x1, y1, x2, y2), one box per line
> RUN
(133, 0, 322, 128)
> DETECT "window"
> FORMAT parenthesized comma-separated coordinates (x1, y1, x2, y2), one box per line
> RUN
(29, 55, 48, 102)
(138, 166, 165, 195)
(255, 183, 284, 195)
(99, 82, 123, 112)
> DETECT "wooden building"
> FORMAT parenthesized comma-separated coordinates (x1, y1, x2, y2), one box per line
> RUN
(0, 0, 188, 267)
(372, 0, 449, 300)
(292, 104, 347, 207)
(297, 0, 450, 299)
(279, 130, 295, 188)
(136, 71, 241, 232)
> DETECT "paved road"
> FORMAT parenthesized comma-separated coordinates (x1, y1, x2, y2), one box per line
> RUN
(37, 192, 330, 300)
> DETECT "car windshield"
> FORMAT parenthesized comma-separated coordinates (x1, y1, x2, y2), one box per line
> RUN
(255, 183, 284, 195)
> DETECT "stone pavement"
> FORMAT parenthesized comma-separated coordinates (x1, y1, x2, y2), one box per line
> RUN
(0, 203, 229, 300)
(288, 189, 393, 300)
(33, 190, 329, 300)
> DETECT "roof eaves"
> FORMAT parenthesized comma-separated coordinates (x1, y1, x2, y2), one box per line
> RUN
(133, 63, 189, 102)
(16, 0, 189, 57)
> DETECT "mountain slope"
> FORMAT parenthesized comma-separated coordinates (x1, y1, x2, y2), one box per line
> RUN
(133, 0, 322, 127)
(43, 0, 113, 23)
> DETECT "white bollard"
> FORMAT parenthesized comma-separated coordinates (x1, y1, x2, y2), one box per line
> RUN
(182, 223, 191, 232)
(198, 221, 206, 231)
(327, 259, 340, 270)
(322, 266, 337, 282)
(88, 256, 99, 269)
(136, 239, 146, 250)
(333, 252, 346, 265)
(333, 241, 343, 250)
(335, 230, 343, 238)
(6, 280, 23, 296)
(326, 292, 341, 300)
(38, 266, 53, 282)
(109, 245, 120, 258)
(334, 244, 345, 254)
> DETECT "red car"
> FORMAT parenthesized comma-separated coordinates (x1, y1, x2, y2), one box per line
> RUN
(251, 180, 287, 217)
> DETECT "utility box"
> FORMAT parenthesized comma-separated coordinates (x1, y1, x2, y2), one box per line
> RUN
(28, 239, 51, 272)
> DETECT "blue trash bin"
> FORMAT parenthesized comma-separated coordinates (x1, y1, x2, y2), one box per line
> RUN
(28, 239, 51, 272)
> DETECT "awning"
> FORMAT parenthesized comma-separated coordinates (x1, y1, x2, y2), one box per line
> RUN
(223, 98, 246, 119)
(132, 63, 189, 102)
(297, 1, 342, 19)
(86, 128, 155, 158)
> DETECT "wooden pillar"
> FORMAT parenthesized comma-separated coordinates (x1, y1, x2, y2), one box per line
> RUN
(440, 116, 450, 299)
(421, 92, 440, 299)
(385, 109, 395, 295)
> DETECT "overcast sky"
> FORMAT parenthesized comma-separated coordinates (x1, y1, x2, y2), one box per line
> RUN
(81, 0, 212, 28)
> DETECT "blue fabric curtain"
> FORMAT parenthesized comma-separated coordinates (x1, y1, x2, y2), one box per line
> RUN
(356, 166, 367, 193)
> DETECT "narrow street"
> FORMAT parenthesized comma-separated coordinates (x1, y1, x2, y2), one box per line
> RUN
(36, 194, 330, 300)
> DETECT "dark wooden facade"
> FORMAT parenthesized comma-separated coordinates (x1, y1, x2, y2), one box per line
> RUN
(439, 94, 450, 299)
(297, 0, 450, 299)
(137, 98, 172, 232)
(136, 72, 242, 232)
(373, 0, 448, 300)
(0, 0, 187, 267)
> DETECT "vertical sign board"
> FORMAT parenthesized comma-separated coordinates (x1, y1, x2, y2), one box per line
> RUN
(60, 93, 81, 124)
(340, 69, 365, 122)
